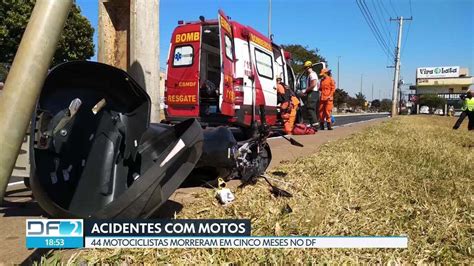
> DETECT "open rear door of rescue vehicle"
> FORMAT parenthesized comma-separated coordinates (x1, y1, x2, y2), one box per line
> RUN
(166, 24, 201, 120)
(218, 10, 235, 117)
(312, 62, 327, 80)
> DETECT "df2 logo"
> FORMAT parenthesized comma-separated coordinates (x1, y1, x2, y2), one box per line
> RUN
(26, 219, 83, 236)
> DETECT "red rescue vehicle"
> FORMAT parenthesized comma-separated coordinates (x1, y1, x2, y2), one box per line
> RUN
(164, 10, 298, 131)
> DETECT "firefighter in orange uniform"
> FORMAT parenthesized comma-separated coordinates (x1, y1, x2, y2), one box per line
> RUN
(276, 77, 299, 134)
(318, 69, 336, 130)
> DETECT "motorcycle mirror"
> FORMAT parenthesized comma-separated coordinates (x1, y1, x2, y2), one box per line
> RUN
(276, 131, 304, 147)
(288, 137, 304, 147)
(260, 175, 292, 198)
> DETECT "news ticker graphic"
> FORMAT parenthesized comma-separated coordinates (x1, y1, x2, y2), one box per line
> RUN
(26, 219, 250, 248)
(26, 219, 83, 249)
(83, 219, 250, 236)
(26, 219, 408, 249)
(84, 236, 408, 248)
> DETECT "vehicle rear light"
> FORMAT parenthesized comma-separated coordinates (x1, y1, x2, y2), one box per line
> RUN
(235, 91, 244, 105)
(233, 77, 243, 86)
(233, 78, 244, 105)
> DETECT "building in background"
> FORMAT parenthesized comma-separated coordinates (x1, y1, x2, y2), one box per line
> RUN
(415, 66, 472, 94)
(409, 66, 473, 111)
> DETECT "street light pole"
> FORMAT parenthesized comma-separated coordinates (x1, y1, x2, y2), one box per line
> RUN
(268, 0, 272, 38)
(0, 0, 73, 203)
(337, 56, 341, 89)
(372, 83, 374, 101)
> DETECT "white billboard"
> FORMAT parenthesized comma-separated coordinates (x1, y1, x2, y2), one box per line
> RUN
(417, 66, 460, 79)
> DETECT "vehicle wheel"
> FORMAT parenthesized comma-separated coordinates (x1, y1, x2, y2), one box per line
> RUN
(256, 143, 272, 175)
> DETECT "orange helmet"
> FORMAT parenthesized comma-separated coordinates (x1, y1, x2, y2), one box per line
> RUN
(277, 84, 285, 95)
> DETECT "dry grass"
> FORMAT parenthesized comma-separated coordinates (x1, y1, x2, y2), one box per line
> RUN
(76, 116, 473, 264)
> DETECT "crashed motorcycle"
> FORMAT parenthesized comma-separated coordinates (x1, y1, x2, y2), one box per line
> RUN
(30, 61, 273, 219)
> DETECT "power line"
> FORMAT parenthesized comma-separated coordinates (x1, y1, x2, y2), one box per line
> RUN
(370, 0, 396, 49)
(356, 0, 393, 60)
(376, 0, 413, 102)
(400, 21, 411, 57)
(371, 0, 394, 43)
(400, 0, 413, 72)
(409, 0, 413, 16)
(378, 0, 398, 47)
(389, 0, 399, 16)
(361, 0, 393, 54)
(375, 0, 396, 47)
(378, 0, 393, 18)
(356, 0, 390, 57)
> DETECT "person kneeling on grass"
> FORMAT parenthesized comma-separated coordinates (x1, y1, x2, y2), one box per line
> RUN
(276, 77, 300, 134)
(453, 90, 474, 131)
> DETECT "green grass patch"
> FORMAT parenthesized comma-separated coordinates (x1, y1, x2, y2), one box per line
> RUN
(76, 116, 473, 264)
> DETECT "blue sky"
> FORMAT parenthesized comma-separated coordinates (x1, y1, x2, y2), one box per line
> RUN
(76, 0, 473, 99)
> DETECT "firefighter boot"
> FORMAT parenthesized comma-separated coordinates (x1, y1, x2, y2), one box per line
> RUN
(327, 123, 333, 130)
(319, 123, 325, 130)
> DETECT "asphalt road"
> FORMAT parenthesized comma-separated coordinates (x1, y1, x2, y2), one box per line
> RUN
(7, 113, 389, 186)
(333, 113, 390, 127)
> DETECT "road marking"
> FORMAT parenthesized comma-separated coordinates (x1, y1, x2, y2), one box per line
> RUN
(7, 181, 24, 187)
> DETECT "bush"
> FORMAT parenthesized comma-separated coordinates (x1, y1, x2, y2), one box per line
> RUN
(419, 94, 446, 109)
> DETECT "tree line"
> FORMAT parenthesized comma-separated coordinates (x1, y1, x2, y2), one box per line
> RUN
(0, 0, 94, 66)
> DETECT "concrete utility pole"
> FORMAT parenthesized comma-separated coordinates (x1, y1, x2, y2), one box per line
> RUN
(99, 0, 161, 122)
(390, 16, 412, 116)
(98, 0, 130, 70)
(130, 0, 160, 123)
(0, 0, 73, 203)
(337, 56, 341, 89)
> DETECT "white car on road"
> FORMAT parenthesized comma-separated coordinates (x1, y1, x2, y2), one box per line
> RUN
(434, 109, 444, 115)
(419, 105, 430, 114)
